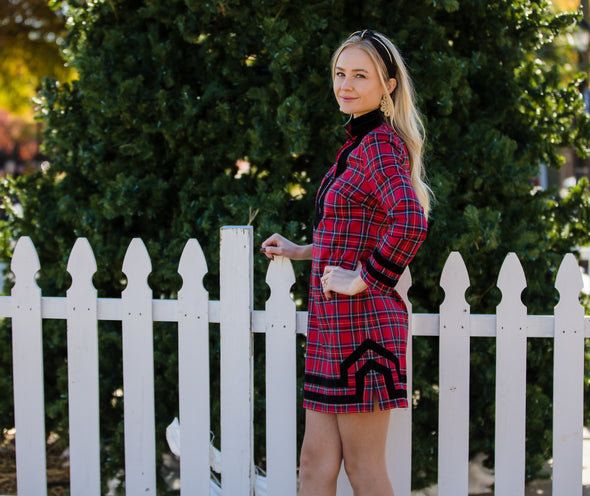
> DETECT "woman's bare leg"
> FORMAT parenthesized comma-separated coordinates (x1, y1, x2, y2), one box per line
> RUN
(298, 410, 343, 496)
(336, 408, 394, 496)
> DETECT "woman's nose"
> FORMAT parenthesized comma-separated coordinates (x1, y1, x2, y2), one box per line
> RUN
(340, 77, 353, 90)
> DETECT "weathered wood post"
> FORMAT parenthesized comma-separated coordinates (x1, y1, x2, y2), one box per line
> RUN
(220, 226, 254, 495)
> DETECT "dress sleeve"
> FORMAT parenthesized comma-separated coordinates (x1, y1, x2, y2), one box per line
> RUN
(359, 133, 428, 296)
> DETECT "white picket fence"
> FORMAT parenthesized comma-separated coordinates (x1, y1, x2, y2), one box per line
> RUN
(0, 225, 588, 496)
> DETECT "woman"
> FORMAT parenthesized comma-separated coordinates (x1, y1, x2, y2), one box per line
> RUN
(261, 29, 430, 496)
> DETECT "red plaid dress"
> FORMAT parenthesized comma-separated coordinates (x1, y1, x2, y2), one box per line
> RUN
(303, 110, 427, 414)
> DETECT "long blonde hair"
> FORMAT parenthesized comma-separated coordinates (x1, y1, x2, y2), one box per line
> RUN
(331, 31, 432, 218)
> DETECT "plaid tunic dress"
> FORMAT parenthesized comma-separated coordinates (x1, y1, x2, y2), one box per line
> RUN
(303, 110, 427, 414)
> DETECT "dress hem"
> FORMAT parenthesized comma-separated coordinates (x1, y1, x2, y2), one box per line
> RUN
(302, 398, 408, 414)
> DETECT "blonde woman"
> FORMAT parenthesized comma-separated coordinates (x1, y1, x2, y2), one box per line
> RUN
(262, 29, 430, 496)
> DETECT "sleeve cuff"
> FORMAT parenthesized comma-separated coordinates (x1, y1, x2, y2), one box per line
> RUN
(360, 255, 403, 296)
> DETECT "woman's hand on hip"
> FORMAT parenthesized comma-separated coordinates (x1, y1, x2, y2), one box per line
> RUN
(321, 262, 368, 300)
(260, 233, 313, 261)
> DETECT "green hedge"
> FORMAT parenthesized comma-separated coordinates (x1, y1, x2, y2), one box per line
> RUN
(2, 0, 590, 492)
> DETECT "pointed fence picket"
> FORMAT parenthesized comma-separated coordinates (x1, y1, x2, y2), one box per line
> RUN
(177, 238, 210, 496)
(66, 239, 100, 496)
(494, 253, 528, 496)
(553, 254, 585, 495)
(265, 256, 297, 496)
(121, 239, 157, 495)
(387, 267, 414, 496)
(10, 237, 46, 496)
(438, 252, 471, 496)
(1, 227, 588, 496)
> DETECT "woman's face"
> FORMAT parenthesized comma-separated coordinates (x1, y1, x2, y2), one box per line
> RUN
(333, 46, 394, 118)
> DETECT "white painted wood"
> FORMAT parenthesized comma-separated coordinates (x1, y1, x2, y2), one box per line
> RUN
(438, 252, 470, 496)
(66, 238, 100, 496)
(13, 296, 562, 338)
(177, 239, 210, 496)
(11, 236, 47, 496)
(265, 256, 297, 496)
(220, 226, 254, 496)
(121, 238, 156, 495)
(494, 253, 527, 496)
(389, 267, 413, 496)
(553, 253, 585, 496)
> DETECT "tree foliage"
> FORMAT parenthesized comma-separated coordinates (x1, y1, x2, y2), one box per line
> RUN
(0, 0, 75, 118)
(1, 0, 590, 491)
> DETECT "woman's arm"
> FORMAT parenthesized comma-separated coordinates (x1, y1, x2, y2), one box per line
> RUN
(359, 135, 427, 295)
(261, 233, 313, 261)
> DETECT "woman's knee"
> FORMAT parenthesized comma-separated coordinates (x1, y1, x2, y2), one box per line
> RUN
(342, 454, 363, 484)
(342, 452, 388, 491)
(299, 437, 341, 484)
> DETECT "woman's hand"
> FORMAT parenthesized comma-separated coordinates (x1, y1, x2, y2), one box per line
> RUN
(261, 233, 313, 261)
(321, 262, 368, 300)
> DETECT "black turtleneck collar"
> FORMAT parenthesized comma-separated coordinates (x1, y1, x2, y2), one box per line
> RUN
(345, 108, 385, 140)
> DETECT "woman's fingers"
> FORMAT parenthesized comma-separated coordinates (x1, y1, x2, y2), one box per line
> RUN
(321, 263, 366, 298)
(321, 266, 339, 299)
(261, 233, 297, 260)
(321, 276, 333, 300)
(260, 233, 286, 260)
(260, 246, 275, 260)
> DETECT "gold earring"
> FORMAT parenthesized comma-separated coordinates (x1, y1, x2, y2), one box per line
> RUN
(380, 94, 394, 118)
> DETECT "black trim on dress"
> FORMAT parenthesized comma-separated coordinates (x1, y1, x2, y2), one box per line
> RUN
(373, 250, 405, 275)
(366, 259, 398, 287)
(304, 339, 406, 404)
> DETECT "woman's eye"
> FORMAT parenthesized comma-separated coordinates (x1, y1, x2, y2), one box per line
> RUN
(355, 74, 366, 78)
(336, 71, 345, 77)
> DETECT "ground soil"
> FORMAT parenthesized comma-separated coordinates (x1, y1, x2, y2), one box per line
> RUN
(0, 430, 70, 496)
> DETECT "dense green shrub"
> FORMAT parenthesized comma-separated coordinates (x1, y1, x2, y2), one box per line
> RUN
(2, 0, 590, 491)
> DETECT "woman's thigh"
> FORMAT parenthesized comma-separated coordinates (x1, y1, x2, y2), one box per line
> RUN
(298, 410, 343, 496)
(336, 409, 391, 468)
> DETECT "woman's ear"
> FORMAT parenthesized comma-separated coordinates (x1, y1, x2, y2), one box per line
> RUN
(387, 78, 397, 94)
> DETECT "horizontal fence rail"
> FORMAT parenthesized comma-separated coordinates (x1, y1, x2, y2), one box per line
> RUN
(0, 227, 587, 496)
(2, 299, 588, 337)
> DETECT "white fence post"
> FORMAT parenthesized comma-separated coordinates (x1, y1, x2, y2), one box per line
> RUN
(122, 239, 157, 495)
(388, 267, 413, 496)
(220, 226, 254, 495)
(553, 253, 585, 495)
(265, 256, 297, 496)
(66, 238, 101, 496)
(11, 237, 47, 496)
(438, 252, 470, 496)
(177, 239, 210, 496)
(494, 253, 527, 495)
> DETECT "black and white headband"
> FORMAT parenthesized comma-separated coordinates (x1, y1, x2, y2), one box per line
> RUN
(349, 29, 397, 79)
